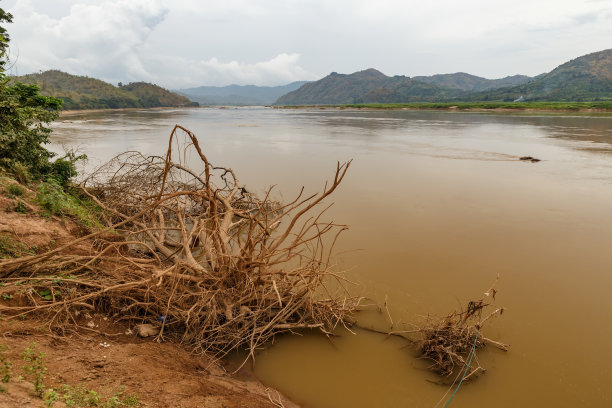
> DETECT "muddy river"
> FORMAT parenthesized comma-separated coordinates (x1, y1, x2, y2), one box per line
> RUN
(51, 107, 612, 407)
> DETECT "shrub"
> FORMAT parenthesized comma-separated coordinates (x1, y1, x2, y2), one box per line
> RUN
(6, 182, 25, 196)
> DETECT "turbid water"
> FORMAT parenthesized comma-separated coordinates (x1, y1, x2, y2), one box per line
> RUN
(52, 107, 612, 407)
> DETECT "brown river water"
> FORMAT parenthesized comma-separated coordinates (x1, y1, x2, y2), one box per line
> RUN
(52, 107, 612, 407)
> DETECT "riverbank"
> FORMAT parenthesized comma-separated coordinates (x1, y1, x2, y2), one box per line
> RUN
(59, 102, 612, 117)
(59, 106, 198, 116)
(275, 101, 612, 113)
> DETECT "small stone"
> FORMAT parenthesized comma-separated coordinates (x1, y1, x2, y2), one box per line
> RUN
(135, 323, 159, 337)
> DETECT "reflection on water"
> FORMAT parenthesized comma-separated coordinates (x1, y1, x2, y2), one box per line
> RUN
(52, 108, 612, 407)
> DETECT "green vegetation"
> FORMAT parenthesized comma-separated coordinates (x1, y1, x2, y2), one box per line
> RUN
(13, 200, 27, 214)
(412, 72, 532, 92)
(0, 8, 67, 183)
(0, 234, 33, 258)
(1, 10, 102, 229)
(6, 182, 25, 196)
(0, 8, 11, 71)
(21, 342, 47, 397)
(13, 70, 198, 110)
(58, 384, 140, 408)
(35, 179, 102, 228)
(0, 344, 12, 386)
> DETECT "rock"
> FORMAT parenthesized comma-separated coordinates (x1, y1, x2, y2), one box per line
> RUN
(135, 323, 159, 337)
(519, 156, 541, 163)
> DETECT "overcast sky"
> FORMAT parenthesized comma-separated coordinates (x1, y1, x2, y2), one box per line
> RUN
(2, 0, 612, 88)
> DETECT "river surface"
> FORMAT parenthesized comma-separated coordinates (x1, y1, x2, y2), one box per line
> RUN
(51, 107, 612, 407)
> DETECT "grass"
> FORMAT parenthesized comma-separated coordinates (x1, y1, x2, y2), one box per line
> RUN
(59, 384, 140, 408)
(0, 345, 12, 385)
(35, 179, 103, 228)
(2, 174, 103, 230)
(6, 183, 26, 197)
(21, 342, 47, 397)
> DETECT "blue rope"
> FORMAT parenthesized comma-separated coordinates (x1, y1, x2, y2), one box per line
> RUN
(443, 330, 479, 407)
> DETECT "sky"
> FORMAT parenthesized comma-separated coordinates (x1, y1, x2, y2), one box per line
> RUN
(2, 0, 612, 88)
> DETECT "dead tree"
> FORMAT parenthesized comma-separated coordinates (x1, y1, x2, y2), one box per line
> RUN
(0, 125, 360, 362)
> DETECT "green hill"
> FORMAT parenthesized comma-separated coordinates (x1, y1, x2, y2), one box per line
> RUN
(276, 69, 461, 105)
(464, 49, 612, 101)
(12, 70, 197, 110)
(412, 72, 532, 92)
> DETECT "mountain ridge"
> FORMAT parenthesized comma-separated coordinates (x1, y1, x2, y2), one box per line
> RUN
(464, 49, 612, 101)
(275, 49, 612, 104)
(176, 81, 308, 105)
(412, 72, 532, 92)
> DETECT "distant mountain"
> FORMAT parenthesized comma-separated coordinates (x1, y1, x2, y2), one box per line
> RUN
(466, 49, 612, 101)
(412, 72, 532, 92)
(276, 69, 462, 105)
(275, 49, 612, 105)
(177, 81, 309, 105)
(12, 70, 197, 110)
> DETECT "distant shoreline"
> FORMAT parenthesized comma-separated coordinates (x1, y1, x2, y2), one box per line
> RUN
(274, 102, 612, 114)
(59, 106, 198, 116)
(58, 103, 612, 117)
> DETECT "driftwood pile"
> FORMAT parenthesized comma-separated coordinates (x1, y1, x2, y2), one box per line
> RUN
(417, 279, 508, 381)
(0, 125, 359, 361)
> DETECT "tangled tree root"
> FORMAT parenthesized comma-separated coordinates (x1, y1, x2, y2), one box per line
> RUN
(0, 125, 360, 362)
(417, 278, 508, 381)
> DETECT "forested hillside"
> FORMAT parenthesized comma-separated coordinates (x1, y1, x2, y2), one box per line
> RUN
(13, 70, 197, 109)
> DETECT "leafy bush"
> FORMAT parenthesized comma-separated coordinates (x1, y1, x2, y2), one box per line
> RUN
(50, 151, 87, 186)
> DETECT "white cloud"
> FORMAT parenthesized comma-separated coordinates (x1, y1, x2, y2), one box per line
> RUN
(9, 0, 168, 82)
(7, 0, 317, 87)
(4, 0, 612, 85)
(147, 53, 318, 88)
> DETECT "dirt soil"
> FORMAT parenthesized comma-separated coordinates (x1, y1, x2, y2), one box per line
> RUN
(0, 318, 295, 408)
(0, 179, 296, 408)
